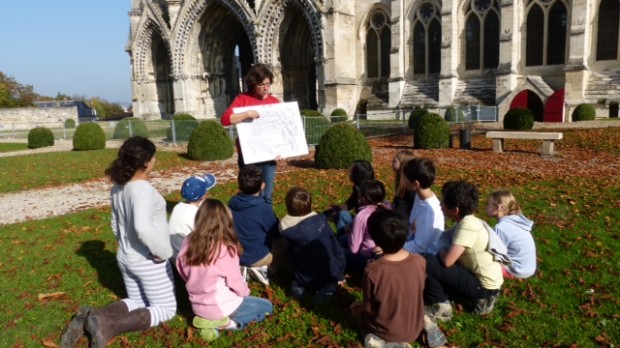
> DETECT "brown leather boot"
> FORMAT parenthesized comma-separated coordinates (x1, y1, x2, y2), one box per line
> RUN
(61, 301, 127, 348)
(85, 307, 151, 348)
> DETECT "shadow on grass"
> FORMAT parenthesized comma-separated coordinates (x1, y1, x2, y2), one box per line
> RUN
(76, 240, 126, 298)
(287, 159, 315, 169)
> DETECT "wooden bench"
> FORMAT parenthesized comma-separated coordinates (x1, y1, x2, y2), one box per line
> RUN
(486, 131, 563, 155)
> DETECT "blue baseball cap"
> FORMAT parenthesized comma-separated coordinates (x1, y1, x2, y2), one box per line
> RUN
(181, 174, 217, 202)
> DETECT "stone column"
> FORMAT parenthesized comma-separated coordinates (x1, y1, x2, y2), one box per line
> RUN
(496, 0, 520, 119)
(438, 0, 458, 107)
(321, 0, 358, 115)
(564, 0, 591, 121)
(388, 0, 405, 108)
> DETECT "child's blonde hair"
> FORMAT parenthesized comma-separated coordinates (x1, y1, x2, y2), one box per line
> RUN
(488, 190, 522, 215)
(183, 198, 243, 266)
(394, 150, 416, 199)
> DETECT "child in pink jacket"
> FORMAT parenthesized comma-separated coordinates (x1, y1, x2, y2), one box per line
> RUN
(176, 199, 272, 341)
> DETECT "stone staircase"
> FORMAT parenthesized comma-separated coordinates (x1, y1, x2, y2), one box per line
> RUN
(398, 79, 439, 108)
(453, 77, 496, 105)
(585, 71, 620, 103)
(366, 82, 390, 110)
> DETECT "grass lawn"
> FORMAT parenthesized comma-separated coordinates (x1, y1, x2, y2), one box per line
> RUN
(0, 142, 28, 153)
(0, 148, 202, 194)
(1, 128, 619, 347)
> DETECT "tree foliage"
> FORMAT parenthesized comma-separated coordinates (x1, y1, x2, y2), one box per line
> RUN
(87, 97, 124, 119)
(0, 71, 37, 108)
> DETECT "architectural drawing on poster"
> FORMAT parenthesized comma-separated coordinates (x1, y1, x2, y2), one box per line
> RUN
(234, 101, 309, 164)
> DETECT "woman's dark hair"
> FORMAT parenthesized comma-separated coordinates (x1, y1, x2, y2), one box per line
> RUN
(105, 136, 156, 185)
(245, 63, 274, 91)
(360, 179, 386, 205)
(349, 160, 375, 186)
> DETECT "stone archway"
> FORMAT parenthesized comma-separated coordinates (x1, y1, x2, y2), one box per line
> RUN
(194, 2, 253, 118)
(279, 3, 317, 110)
(152, 35, 174, 118)
(510, 89, 544, 122)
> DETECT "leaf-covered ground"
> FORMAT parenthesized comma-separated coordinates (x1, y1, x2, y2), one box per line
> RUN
(1, 128, 619, 347)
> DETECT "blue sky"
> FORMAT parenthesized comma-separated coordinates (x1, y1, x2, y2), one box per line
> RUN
(0, 1, 132, 105)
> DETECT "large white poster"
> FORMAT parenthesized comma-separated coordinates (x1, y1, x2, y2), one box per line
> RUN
(234, 101, 309, 164)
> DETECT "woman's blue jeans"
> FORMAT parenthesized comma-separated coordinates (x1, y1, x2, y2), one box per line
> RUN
(229, 296, 273, 329)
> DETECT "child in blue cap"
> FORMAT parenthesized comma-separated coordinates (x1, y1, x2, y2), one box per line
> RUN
(169, 173, 217, 261)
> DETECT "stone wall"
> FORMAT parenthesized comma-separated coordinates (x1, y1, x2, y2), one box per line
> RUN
(0, 106, 78, 131)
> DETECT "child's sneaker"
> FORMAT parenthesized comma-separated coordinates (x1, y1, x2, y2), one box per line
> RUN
(248, 265, 270, 286)
(475, 292, 500, 315)
(193, 316, 228, 342)
(424, 315, 448, 347)
(425, 301, 453, 322)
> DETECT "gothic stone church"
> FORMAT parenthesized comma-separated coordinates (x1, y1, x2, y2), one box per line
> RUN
(127, 0, 620, 122)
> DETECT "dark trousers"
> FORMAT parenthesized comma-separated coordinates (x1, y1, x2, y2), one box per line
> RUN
(423, 253, 499, 304)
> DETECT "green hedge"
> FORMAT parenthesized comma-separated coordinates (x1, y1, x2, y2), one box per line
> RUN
(73, 123, 106, 151)
(167, 113, 198, 141)
(187, 120, 233, 161)
(113, 117, 149, 139)
(413, 113, 450, 149)
(314, 123, 372, 169)
(504, 108, 534, 130)
(27, 127, 54, 149)
(572, 103, 596, 122)
(408, 108, 429, 129)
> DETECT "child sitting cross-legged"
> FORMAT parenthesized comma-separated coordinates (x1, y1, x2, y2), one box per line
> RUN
(176, 199, 273, 342)
(351, 209, 445, 348)
(279, 187, 346, 305)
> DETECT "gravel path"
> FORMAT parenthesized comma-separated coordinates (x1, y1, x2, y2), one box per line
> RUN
(0, 139, 239, 225)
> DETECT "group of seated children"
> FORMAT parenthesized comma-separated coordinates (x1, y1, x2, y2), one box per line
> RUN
(171, 152, 536, 347)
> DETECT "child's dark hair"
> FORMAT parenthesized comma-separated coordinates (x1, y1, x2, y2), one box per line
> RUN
(360, 180, 386, 206)
(349, 160, 375, 186)
(105, 136, 156, 185)
(403, 157, 435, 189)
(238, 165, 263, 194)
(441, 180, 479, 217)
(368, 209, 408, 254)
(285, 187, 312, 216)
(245, 63, 274, 91)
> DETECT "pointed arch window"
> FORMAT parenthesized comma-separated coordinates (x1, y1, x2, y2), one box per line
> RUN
(465, 0, 500, 70)
(596, 0, 619, 61)
(525, 0, 568, 67)
(412, 1, 442, 75)
(366, 10, 391, 79)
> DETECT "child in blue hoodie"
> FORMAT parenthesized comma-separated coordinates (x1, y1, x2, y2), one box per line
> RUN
(280, 187, 345, 305)
(486, 190, 536, 279)
(228, 165, 280, 285)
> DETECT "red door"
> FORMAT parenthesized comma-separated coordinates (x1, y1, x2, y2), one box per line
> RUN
(510, 90, 528, 109)
(544, 89, 564, 122)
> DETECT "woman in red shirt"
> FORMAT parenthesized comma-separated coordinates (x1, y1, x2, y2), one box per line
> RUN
(220, 63, 280, 203)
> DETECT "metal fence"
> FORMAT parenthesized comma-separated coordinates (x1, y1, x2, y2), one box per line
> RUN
(0, 106, 498, 145)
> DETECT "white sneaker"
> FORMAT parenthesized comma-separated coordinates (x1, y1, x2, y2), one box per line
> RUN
(248, 265, 270, 286)
(425, 301, 453, 322)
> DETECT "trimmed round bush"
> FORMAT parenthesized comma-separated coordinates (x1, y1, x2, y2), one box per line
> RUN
(64, 118, 76, 129)
(572, 103, 596, 122)
(408, 108, 429, 129)
(330, 108, 348, 123)
(413, 113, 450, 149)
(27, 127, 54, 149)
(113, 117, 149, 139)
(315, 123, 372, 169)
(73, 123, 106, 151)
(301, 109, 324, 117)
(187, 120, 234, 161)
(167, 113, 198, 141)
(444, 106, 465, 123)
(503, 108, 534, 130)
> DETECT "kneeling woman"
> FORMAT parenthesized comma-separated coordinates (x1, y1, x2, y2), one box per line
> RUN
(61, 136, 177, 348)
(176, 199, 273, 341)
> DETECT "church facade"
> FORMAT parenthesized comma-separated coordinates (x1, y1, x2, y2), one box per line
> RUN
(127, 0, 620, 122)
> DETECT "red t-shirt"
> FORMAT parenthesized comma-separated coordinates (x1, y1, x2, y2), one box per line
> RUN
(220, 92, 280, 126)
